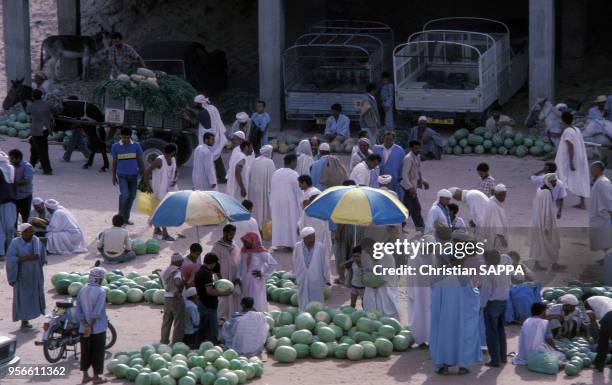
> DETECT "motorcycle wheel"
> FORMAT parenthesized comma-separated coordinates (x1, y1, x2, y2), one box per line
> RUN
(43, 325, 67, 363)
(105, 322, 117, 349)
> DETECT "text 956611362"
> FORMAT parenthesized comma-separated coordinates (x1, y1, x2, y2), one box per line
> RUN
(4, 364, 69, 379)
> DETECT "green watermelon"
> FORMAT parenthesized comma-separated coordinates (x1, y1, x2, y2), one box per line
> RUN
(293, 343, 310, 358)
(333, 313, 352, 331)
(346, 344, 364, 361)
(463, 145, 473, 154)
(309, 342, 328, 358)
(543, 143, 553, 153)
(474, 145, 484, 154)
(447, 135, 457, 146)
(490, 146, 498, 155)
(513, 133, 524, 145)
(295, 312, 315, 330)
(214, 279, 234, 294)
(362, 272, 384, 288)
(274, 346, 297, 363)
(453, 145, 462, 155)
(498, 146, 508, 155)
(483, 140, 493, 149)
(109, 289, 127, 305)
(523, 138, 534, 147)
(503, 138, 514, 149)
(458, 138, 468, 147)
(132, 239, 147, 255)
(334, 343, 350, 359)
(502, 126, 514, 138)
(291, 329, 313, 345)
(127, 288, 144, 302)
(492, 133, 504, 147)
(374, 337, 394, 357)
(68, 282, 83, 297)
(455, 128, 469, 139)
(146, 239, 160, 254)
(152, 290, 165, 305)
(467, 134, 484, 145)
(136, 372, 152, 385)
(515, 145, 528, 157)
(473, 126, 488, 136)
(443, 145, 453, 154)
(530, 146, 543, 156)
(392, 335, 412, 351)
(305, 301, 324, 316)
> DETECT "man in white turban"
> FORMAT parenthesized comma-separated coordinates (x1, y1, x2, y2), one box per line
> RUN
(482, 184, 509, 250)
(350, 136, 372, 171)
(194, 94, 227, 180)
(448, 187, 488, 228)
(424, 189, 452, 235)
(546, 294, 585, 338)
(45, 199, 87, 254)
(226, 133, 254, 200)
(227, 111, 253, 142)
(378, 175, 397, 197)
(409, 116, 444, 160)
(292, 226, 330, 312)
(248, 145, 276, 228)
(555, 111, 590, 209)
(297, 185, 332, 261)
(588, 161, 612, 256)
(192, 132, 217, 191)
(295, 139, 315, 176)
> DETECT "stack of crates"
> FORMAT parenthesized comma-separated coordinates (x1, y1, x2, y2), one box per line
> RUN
(124, 97, 145, 126)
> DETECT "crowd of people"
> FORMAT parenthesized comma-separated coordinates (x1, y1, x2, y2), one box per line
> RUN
(1, 82, 612, 380)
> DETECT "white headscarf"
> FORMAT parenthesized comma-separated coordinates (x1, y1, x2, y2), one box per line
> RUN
(543, 173, 556, 189)
(260, 145, 273, 158)
(296, 140, 313, 157)
(32, 197, 44, 206)
(559, 294, 578, 306)
(194, 94, 210, 107)
(300, 226, 316, 238)
(436, 189, 452, 201)
(494, 184, 507, 193)
(44, 199, 60, 211)
(0, 151, 15, 184)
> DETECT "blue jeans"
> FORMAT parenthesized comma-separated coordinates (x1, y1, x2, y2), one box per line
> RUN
(63, 128, 90, 161)
(118, 174, 138, 222)
(101, 250, 136, 264)
(484, 300, 508, 365)
(197, 304, 218, 345)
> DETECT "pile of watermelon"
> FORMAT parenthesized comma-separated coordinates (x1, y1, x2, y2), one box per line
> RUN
(540, 283, 612, 306)
(263, 301, 414, 363)
(553, 337, 612, 376)
(0, 112, 31, 139)
(444, 126, 555, 157)
(106, 341, 263, 385)
(266, 271, 330, 306)
(50, 269, 163, 306)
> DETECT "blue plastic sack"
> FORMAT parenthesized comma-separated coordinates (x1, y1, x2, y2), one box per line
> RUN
(527, 350, 560, 375)
(507, 282, 542, 323)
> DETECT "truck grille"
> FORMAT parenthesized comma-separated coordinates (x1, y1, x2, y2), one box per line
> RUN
(0, 343, 11, 362)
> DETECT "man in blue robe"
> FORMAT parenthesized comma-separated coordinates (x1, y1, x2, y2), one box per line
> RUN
(430, 258, 482, 374)
(0, 151, 17, 259)
(6, 223, 46, 329)
(310, 143, 331, 191)
(380, 72, 394, 129)
(373, 131, 405, 200)
(359, 83, 381, 143)
(409, 116, 444, 160)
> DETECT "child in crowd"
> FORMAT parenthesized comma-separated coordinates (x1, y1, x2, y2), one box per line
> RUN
(250, 100, 270, 154)
(476, 162, 496, 197)
(508, 251, 534, 284)
(342, 246, 366, 308)
(183, 287, 200, 348)
(447, 203, 466, 232)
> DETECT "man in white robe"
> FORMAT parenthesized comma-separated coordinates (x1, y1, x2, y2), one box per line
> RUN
(226, 141, 254, 201)
(529, 174, 563, 271)
(424, 189, 452, 235)
(530, 162, 568, 219)
(349, 137, 372, 171)
(192, 132, 217, 190)
(295, 140, 314, 176)
(554, 111, 590, 209)
(144, 144, 178, 240)
(361, 238, 401, 319)
(220, 297, 269, 357)
(194, 94, 227, 154)
(247, 145, 275, 228)
(406, 234, 435, 346)
(44, 199, 87, 254)
(292, 227, 331, 312)
(448, 187, 488, 228)
(482, 184, 510, 250)
(237, 232, 278, 312)
(512, 302, 565, 365)
(297, 186, 332, 261)
(270, 154, 302, 249)
(349, 154, 381, 186)
(588, 161, 612, 254)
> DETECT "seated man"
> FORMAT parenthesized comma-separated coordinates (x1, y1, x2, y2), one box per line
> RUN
(29, 197, 49, 236)
(512, 302, 565, 365)
(221, 297, 269, 357)
(409, 116, 444, 160)
(324, 103, 350, 142)
(44, 199, 87, 254)
(97, 215, 135, 264)
(485, 111, 515, 135)
(546, 294, 585, 338)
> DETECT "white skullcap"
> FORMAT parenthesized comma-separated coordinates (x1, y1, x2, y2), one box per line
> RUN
(559, 294, 578, 306)
(32, 197, 44, 205)
(494, 184, 507, 193)
(319, 143, 330, 152)
(358, 137, 371, 145)
(418, 115, 428, 122)
(378, 174, 392, 185)
(260, 145, 273, 157)
(436, 189, 452, 199)
(184, 287, 198, 298)
(194, 94, 209, 106)
(235, 112, 249, 122)
(171, 253, 184, 263)
(448, 187, 460, 195)
(18, 222, 32, 232)
(304, 188, 321, 200)
(89, 267, 106, 279)
(44, 199, 59, 210)
(555, 103, 568, 110)
(300, 227, 316, 238)
(233, 131, 246, 140)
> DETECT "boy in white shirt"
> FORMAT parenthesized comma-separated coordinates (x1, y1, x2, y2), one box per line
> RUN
(182, 287, 200, 348)
(97, 215, 135, 264)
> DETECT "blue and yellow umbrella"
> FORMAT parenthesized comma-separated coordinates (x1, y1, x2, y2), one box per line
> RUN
(305, 186, 408, 225)
(150, 190, 250, 227)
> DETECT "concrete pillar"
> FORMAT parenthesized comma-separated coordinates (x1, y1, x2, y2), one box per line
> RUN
(560, 0, 586, 75)
(2, 0, 31, 84)
(258, 0, 284, 133)
(529, 0, 555, 107)
(57, 0, 81, 79)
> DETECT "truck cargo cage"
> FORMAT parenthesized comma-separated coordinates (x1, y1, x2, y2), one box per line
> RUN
(283, 32, 384, 121)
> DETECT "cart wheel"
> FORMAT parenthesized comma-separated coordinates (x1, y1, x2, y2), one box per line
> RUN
(105, 322, 117, 349)
(140, 138, 168, 168)
(174, 134, 194, 166)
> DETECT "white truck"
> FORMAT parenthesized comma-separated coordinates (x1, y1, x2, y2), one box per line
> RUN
(393, 17, 527, 125)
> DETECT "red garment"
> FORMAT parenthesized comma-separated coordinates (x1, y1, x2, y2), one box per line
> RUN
(240, 231, 267, 253)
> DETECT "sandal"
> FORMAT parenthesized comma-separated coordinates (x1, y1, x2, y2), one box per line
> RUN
(92, 377, 108, 384)
(162, 235, 176, 242)
(458, 368, 470, 375)
(436, 367, 449, 375)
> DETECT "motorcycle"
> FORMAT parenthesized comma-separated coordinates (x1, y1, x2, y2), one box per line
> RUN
(35, 298, 117, 363)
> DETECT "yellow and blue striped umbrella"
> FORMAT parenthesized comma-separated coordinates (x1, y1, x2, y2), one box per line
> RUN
(305, 186, 408, 225)
(150, 190, 250, 227)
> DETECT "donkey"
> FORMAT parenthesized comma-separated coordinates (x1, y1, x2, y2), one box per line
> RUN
(2, 78, 32, 111)
(40, 29, 110, 81)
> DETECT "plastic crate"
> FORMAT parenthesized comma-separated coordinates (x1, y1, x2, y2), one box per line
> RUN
(125, 97, 143, 111)
(163, 116, 183, 130)
(144, 112, 163, 128)
(124, 110, 144, 126)
(104, 94, 124, 109)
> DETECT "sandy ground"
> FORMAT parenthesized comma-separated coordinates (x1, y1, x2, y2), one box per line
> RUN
(0, 134, 609, 385)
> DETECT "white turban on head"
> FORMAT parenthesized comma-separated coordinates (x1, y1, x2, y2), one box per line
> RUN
(358, 137, 370, 145)
(235, 112, 249, 122)
(300, 227, 316, 238)
(233, 131, 246, 140)
(260, 145, 273, 157)
(418, 115, 428, 122)
(436, 189, 452, 200)
(319, 143, 330, 152)
(44, 199, 59, 210)
(378, 175, 392, 186)
(559, 294, 578, 306)
(18, 223, 32, 232)
(194, 94, 209, 106)
(543, 173, 556, 189)
(32, 197, 44, 206)
(494, 184, 507, 193)
(555, 103, 568, 110)
(0, 151, 14, 183)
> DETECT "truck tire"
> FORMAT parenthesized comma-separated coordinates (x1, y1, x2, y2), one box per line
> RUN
(174, 134, 194, 166)
(140, 138, 168, 168)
